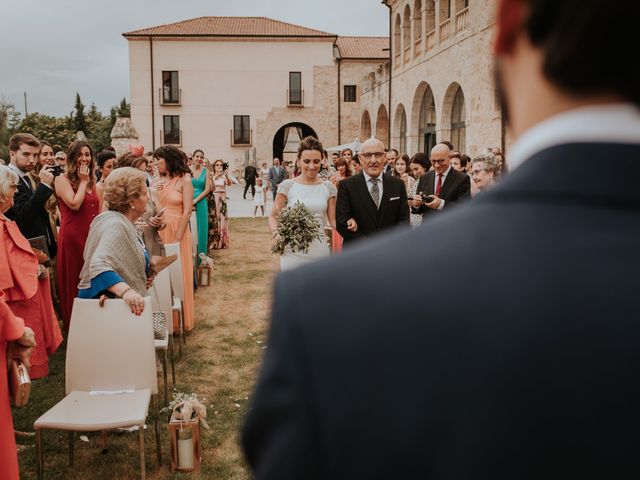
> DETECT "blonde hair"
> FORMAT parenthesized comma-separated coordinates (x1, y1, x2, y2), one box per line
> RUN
(104, 167, 147, 213)
(0, 165, 19, 204)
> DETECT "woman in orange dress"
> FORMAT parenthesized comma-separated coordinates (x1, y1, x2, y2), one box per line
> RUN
(153, 146, 195, 331)
(0, 165, 62, 379)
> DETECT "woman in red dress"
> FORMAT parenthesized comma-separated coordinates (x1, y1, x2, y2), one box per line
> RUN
(55, 141, 100, 330)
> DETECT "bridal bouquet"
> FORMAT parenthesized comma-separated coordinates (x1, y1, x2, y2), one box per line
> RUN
(271, 201, 322, 255)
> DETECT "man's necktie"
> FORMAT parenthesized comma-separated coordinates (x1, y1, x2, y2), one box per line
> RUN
(370, 178, 380, 208)
(435, 174, 443, 197)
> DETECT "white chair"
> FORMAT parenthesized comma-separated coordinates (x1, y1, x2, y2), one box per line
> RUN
(189, 211, 198, 260)
(148, 279, 172, 406)
(34, 297, 161, 479)
(164, 242, 186, 349)
(151, 268, 177, 392)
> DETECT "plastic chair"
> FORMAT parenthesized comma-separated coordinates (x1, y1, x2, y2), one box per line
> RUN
(34, 297, 161, 479)
(148, 281, 172, 406)
(151, 268, 177, 390)
(164, 242, 186, 348)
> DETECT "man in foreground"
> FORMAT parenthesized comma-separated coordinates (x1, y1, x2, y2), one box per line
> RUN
(243, 0, 640, 478)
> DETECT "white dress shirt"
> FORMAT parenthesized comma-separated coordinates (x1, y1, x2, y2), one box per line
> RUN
(362, 170, 384, 208)
(509, 103, 640, 170)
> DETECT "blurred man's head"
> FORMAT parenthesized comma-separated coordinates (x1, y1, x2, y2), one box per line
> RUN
(386, 149, 398, 170)
(495, 0, 639, 138)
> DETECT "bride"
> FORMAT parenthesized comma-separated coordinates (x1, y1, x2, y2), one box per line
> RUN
(269, 136, 337, 271)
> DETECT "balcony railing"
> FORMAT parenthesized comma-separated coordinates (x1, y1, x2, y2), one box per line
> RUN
(161, 129, 182, 146)
(456, 7, 470, 34)
(230, 129, 253, 147)
(159, 88, 181, 105)
(287, 89, 304, 107)
(440, 18, 451, 42)
(426, 30, 436, 51)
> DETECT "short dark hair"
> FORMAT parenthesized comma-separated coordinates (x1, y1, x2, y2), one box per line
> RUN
(153, 145, 190, 177)
(388, 148, 399, 156)
(410, 152, 431, 172)
(298, 136, 324, 160)
(525, 0, 640, 105)
(460, 154, 471, 168)
(9, 133, 40, 152)
(97, 150, 117, 168)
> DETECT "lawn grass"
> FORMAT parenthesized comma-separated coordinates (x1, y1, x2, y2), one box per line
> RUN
(12, 217, 278, 479)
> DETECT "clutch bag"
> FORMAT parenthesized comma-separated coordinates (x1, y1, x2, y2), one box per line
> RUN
(9, 359, 31, 407)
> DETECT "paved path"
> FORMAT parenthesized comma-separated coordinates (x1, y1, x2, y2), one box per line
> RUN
(227, 183, 274, 218)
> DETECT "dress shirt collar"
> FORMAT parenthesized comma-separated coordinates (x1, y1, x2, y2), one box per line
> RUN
(436, 166, 452, 179)
(362, 170, 384, 184)
(509, 103, 640, 170)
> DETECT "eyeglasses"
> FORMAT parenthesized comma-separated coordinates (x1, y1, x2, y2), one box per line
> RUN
(471, 168, 489, 175)
(360, 152, 385, 160)
(430, 158, 448, 165)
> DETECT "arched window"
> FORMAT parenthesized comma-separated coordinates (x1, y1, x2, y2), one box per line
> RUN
(399, 108, 407, 154)
(418, 87, 437, 153)
(451, 87, 466, 153)
(394, 14, 402, 67)
(361, 111, 372, 140)
(403, 5, 412, 60)
(376, 105, 390, 148)
(414, 0, 423, 50)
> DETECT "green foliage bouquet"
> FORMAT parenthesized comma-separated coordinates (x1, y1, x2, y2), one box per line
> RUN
(271, 201, 322, 255)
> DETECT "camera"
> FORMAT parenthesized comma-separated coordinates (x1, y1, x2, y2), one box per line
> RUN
(49, 165, 64, 177)
(421, 193, 436, 203)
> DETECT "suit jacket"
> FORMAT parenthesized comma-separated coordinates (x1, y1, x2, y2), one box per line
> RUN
(336, 172, 409, 243)
(243, 142, 640, 479)
(244, 165, 257, 181)
(5, 170, 57, 258)
(268, 166, 287, 191)
(413, 167, 470, 219)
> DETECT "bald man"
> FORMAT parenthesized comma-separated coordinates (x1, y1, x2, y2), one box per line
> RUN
(335, 138, 409, 244)
(411, 143, 470, 220)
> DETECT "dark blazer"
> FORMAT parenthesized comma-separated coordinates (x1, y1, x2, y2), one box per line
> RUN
(336, 172, 409, 243)
(5, 171, 57, 258)
(243, 142, 640, 479)
(244, 165, 258, 181)
(268, 166, 287, 191)
(413, 167, 470, 219)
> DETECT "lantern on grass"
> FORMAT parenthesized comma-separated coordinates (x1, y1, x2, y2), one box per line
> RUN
(166, 392, 209, 472)
(198, 253, 214, 286)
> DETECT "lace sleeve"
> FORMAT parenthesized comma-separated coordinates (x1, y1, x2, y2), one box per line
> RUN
(324, 181, 338, 198)
(277, 179, 295, 196)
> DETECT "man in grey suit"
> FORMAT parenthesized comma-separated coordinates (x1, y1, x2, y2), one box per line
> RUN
(243, 0, 640, 478)
(267, 158, 287, 201)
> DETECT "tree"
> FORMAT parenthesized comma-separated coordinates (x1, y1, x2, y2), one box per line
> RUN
(73, 92, 87, 134)
(117, 97, 130, 117)
(0, 97, 16, 159)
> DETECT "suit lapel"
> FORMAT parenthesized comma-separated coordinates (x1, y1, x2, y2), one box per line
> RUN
(355, 174, 379, 222)
(419, 171, 434, 196)
(439, 169, 457, 198)
(378, 175, 394, 222)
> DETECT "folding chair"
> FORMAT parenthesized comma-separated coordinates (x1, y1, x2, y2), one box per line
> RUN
(34, 298, 161, 479)
(164, 242, 187, 349)
(148, 281, 172, 407)
(151, 268, 177, 391)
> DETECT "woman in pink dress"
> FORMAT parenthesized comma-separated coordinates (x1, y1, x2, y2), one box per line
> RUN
(153, 146, 196, 331)
(54, 141, 100, 330)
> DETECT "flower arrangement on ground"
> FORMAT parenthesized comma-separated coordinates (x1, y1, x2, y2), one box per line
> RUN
(271, 201, 322, 255)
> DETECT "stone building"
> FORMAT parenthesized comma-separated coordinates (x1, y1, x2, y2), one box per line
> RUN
(123, 17, 388, 170)
(361, 0, 505, 157)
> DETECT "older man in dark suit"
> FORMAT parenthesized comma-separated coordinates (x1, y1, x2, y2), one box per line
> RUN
(267, 158, 286, 201)
(412, 144, 470, 220)
(335, 138, 409, 244)
(243, 0, 640, 478)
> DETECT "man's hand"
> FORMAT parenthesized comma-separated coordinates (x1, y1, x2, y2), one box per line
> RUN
(412, 194, 423, 209)
(39, 166, 55, 187)
(426, 196, 442, 209)
(347, 218, 358, 232)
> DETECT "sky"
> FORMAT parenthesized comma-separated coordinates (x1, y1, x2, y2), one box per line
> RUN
(0, 0, 388, 118)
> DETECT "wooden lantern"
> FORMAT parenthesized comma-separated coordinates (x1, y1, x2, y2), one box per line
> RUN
(168, 412, 202, 472)
(198, 266, 211, 286)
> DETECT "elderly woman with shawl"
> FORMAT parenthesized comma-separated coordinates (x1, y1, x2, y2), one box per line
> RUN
(77, 167, 153, 315)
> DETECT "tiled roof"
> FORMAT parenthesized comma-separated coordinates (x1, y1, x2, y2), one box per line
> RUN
(336, 36, 390, 60)
(124, 16, 337, 38)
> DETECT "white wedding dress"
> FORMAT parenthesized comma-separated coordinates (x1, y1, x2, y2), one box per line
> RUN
(277, 179, 337, 272)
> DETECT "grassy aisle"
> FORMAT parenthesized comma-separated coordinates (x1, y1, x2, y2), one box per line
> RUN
(12, 217, 277, 479)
